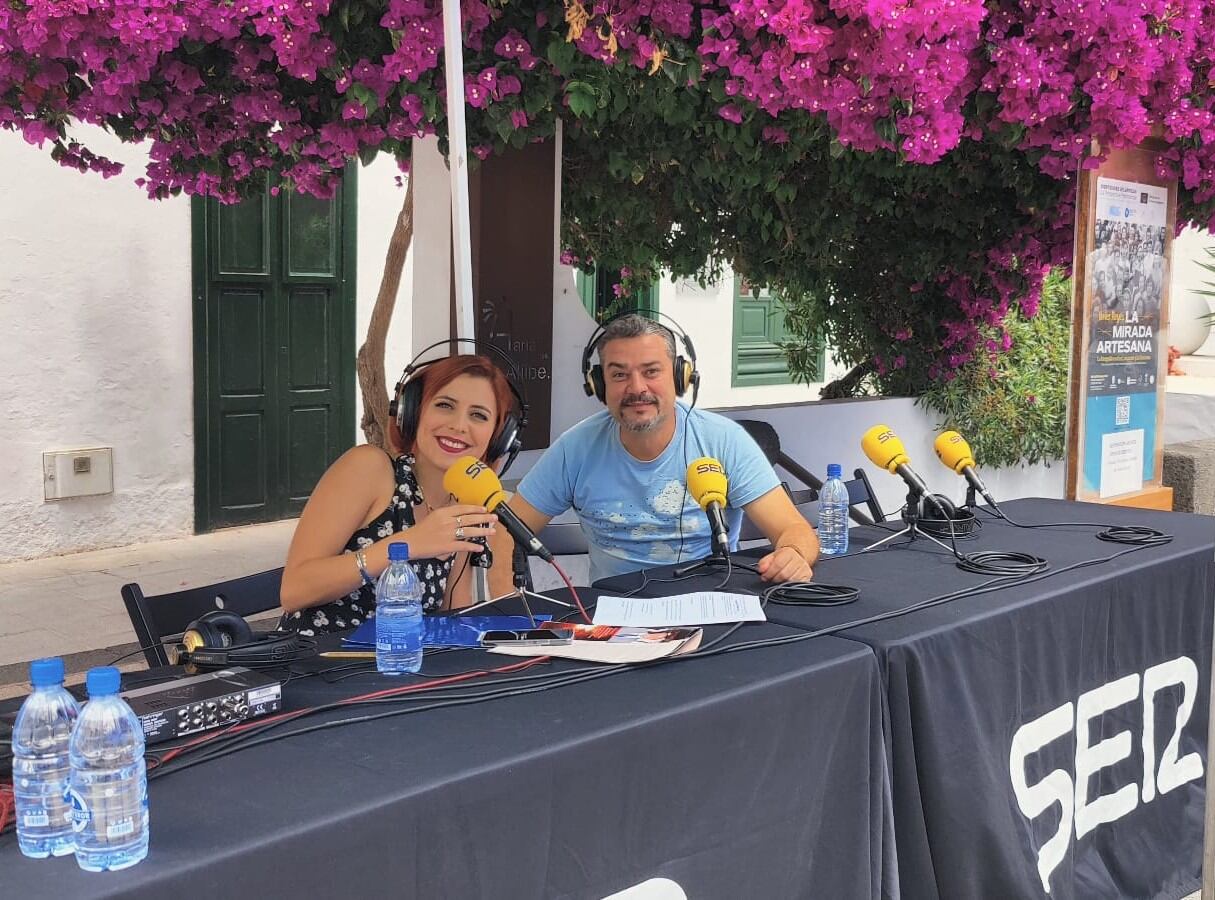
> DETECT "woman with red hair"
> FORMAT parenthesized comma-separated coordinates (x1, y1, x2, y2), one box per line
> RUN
(280, 355, 518, 635)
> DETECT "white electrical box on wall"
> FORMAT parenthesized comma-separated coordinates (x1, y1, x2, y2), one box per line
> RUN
(43, 447, 114, 501)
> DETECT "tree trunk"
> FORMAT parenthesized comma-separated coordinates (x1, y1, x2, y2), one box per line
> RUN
(356, 172, 415, 448)
(819, 360, 875, 400)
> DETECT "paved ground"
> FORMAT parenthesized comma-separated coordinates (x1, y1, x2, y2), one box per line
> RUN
(0, 519, 294, 696)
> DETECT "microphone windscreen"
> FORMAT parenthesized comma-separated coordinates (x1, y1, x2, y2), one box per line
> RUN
(686, 457, 728, 511)
(443, 456, 507, 511)
(934, 431, 976, 474)
(861, 425, 910, 473)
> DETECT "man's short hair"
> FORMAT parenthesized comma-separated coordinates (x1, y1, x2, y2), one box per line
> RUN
(595, 313, 676, 363)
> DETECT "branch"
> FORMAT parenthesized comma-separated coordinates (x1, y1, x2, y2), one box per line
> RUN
(819, 360, 875, 399)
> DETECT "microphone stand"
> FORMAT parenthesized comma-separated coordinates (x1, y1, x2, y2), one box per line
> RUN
(861, 488, 956, 554)
(456, 538, 571, 621)
(671, 546, 760, 579)
(963, 484, 978, 510)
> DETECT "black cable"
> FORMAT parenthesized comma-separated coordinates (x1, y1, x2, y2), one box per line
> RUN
(979, 506, 1172, 547)
(876, 502, 1048, 577)
(718, 540, 1157, 656)
(761, 582, 859, 607)
(149, 662, 632, 778)
(954, 549, 1050, 577)
(141, 533, 1165, 779)
(108, 642, 175, 666)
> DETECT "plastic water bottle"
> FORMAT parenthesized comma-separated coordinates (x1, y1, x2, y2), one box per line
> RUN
(11, 657, 79, 858)
(376, 542, 424, 674)
(68, 666, 148, 872)
(818, 464, 850, 556)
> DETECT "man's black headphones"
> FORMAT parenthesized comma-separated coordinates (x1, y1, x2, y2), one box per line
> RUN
(902, 493, 979, 538)
(388, 338, 529, 475)
(178, 611, 316, 669)
(581, 310, 700, 406)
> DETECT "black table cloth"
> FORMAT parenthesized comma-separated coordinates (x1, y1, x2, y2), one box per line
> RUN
(597, 498, 1215, 900)
(3, 610, 896, 899)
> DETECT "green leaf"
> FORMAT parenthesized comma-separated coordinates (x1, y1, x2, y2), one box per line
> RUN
(349, 83, 380, 114)
(567, 90, 596, 118)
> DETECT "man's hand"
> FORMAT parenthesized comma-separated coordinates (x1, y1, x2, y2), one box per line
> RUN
(756, 546, 813, 583)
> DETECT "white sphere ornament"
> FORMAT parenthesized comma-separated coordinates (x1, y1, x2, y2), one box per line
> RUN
(1170, 290, 1212, 356)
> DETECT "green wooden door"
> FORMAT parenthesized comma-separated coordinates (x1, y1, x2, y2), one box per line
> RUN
(192, 175, 357, 532)
(732, 276, 822, 386)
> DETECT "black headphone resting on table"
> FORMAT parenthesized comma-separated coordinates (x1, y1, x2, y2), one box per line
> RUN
(581, 309, 700, 407)
(388, 338, 530, 476)
(178, 611, 316, 669)
(902, 493, 979, 538)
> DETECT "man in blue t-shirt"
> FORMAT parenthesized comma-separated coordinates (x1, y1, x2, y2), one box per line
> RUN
(512, 314, 819, 584)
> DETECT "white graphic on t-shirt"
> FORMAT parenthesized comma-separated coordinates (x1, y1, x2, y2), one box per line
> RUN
(651, 479, 686, 515)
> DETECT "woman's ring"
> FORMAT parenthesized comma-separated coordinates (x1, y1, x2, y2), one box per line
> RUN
(455, 525, 466, 540)
(455, 516, 464, 528)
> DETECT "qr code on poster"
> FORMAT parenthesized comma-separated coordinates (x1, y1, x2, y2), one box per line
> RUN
(1115, 395, 1130, 426)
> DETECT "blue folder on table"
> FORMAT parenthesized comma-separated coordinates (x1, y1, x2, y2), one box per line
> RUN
(342, 615, 551, 649)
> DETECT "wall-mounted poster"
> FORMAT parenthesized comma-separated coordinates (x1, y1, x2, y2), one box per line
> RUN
(1067, 141, 1176, 506)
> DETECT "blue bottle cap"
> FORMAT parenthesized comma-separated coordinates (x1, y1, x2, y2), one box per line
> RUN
(86, 666, 121, 697)
(29, 657, 64, 688)
(387, 541, 410, 561)
(827, 463, 842, 478)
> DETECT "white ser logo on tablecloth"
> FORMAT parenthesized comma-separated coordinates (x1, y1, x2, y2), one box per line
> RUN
(1009, 655, 1203, 894)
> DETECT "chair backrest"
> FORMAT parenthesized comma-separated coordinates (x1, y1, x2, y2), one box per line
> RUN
(537, 520, 589, 556)
(738, 486, 819, 542)
(734, 419, 887, 532)
(526, 520, 591, 592)
(738, 468, 888, 543)
(846, 467, 887, 524)
(120, 568, 284, 668)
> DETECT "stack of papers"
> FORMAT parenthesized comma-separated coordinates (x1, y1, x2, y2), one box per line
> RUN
(590, 592, 766, 627)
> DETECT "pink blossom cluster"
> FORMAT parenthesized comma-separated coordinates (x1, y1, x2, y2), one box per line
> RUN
(0, 0, 549, 199)
(7, 0, 1215, 380)
(921, 193, 1075, 378)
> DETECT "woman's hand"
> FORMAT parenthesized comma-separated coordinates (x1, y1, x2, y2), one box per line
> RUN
(403, 504, 498, 560)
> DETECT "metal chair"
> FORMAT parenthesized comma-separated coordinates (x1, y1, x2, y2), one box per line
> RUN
(526, 519, 590, 592)
(735, 419, 887, 532)
(120, 568, 284, 668)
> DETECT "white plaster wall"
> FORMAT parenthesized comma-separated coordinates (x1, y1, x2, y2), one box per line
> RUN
(660, 274, 850, 410)
(409, 137, 454, 357)
(355, 154, 414, 430)
(719, 398, 1063, 516)
(1171, 225, 1215, 355)
(0, 126, 193, 562)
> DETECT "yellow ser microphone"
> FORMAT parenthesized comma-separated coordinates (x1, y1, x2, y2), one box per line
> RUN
(687, 457, 730, 556)
(860, 425, 947, 517)
(443, 456, 554, 562)
(934, 431, 999, 509)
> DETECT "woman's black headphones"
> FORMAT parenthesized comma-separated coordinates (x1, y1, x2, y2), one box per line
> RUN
(388, 339, 529, 475)
(178, 611, 315, 668)
(581, 310, 700, 406)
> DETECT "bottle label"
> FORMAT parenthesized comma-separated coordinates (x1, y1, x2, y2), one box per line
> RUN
(107, 817, 136, 839)
(22, 811, 50, 828)
(67, 787, 90, 833)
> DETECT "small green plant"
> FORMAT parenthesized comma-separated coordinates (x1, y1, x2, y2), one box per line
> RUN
(1195, 245, 1215, 326)
(917, 270, 1070, 468)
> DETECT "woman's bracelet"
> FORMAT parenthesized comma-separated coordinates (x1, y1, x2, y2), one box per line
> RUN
(353, 549, 374, 586)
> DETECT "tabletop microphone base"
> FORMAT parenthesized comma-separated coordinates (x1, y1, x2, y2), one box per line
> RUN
(672, 553, 759, 579)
